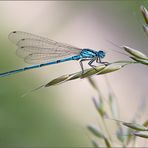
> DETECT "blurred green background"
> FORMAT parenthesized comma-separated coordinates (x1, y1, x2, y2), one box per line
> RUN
(0, 1, 147, 147)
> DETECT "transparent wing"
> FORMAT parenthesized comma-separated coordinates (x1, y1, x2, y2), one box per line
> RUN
(17, 46, 81, 64)
(9, 31, 50, 44)
(9, 31, 80, 49)
(24, 53, 75, 64)
(9, 31, 82, 64)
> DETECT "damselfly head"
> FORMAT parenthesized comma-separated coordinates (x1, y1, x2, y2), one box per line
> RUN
(97, 50, 106, 59)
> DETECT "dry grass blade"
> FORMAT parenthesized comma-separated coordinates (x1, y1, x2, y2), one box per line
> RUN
(123, 46, 148, 60)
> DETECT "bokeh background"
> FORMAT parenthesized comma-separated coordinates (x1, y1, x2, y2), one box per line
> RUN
(0, 1, 147, 147)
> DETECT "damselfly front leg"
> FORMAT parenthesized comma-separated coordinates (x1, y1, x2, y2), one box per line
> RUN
(88, 57, 109, 73)
(96, 57, 109, 66)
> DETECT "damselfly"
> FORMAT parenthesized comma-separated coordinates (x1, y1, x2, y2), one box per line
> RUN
(0, 31, 108, 77)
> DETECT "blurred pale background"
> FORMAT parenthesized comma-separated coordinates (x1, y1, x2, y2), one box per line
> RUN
(0, 1, 147, 147)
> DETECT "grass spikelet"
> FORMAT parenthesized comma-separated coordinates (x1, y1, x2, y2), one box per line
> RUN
(91, 140, 101, 148)
(120, 127, 135, 146)
(143, 25, 148, 35)
(130, 56, 148, 65)
(87, 77, 99, 90)
(133, 131, 148, 138)
(87, 125, 105, 139)
(116, 127, 126, 143)
(92, 97, 107, 118)
(81, 65, 105, 78)
(45, 74, 70, 87)
(97, 63, 126, 75)
(44, 62, 129, 87)
(140, 5, 148, 24)
(87, 125, 111, 148)
(86, 4, 148, 148)
(108, 118, 148, 131)
(123, 46, 148, 60)
(104, 137, 111, 148)
(108, 93, 118, 119)
(143, 120, 148, 127)
(122, 122, 148, 131)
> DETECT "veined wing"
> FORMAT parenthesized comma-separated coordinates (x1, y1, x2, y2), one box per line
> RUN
(9, 31, 82, 64)
(24, 53, 77, 64)
(9, 31, 81, 49)
(9, 31, 50, 44)
(17, 46, 81, 64)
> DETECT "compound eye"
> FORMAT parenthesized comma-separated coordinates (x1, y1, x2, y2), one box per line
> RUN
(100, 51, 105, 58)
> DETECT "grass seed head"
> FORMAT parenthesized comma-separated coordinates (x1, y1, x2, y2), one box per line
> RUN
(123, 122, 148, 131)
(133, 131, 148, 138)
(123, 46, 148, 60)
(140, 5, 148, 24)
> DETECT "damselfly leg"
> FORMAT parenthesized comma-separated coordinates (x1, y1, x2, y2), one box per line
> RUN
(79, 57, 108, 74)
(97, 57, 109, 66)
